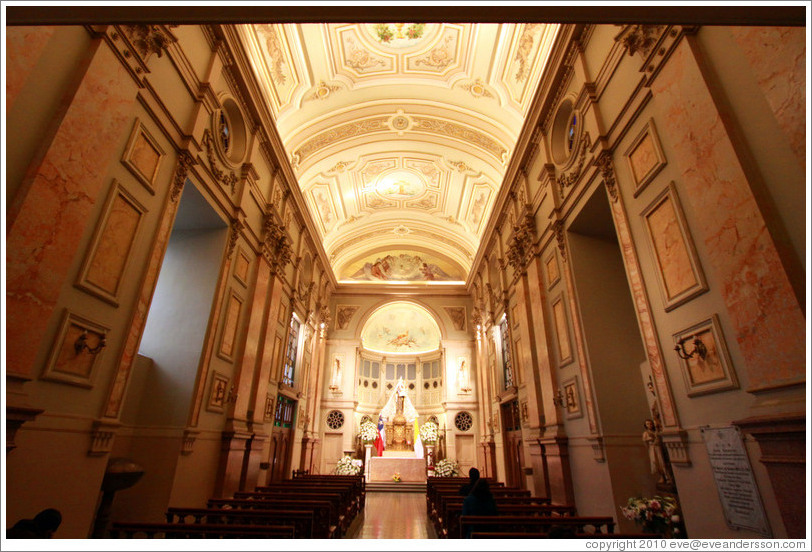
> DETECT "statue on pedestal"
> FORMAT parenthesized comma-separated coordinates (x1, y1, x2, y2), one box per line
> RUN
(379, 378, 418, 452)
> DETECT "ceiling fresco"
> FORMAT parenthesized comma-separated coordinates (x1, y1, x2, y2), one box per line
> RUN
(238, 22, 560, 284)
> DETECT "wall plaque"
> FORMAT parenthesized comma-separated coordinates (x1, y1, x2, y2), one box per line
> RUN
(701, 426, 770, 535)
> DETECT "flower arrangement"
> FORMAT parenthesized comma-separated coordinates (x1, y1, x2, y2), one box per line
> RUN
(621, 495, 682, 537)
(433, 458, 460, 477)
(335, 455, 362, 476)
(419, 421, 439, 444)
(360, 419, 378, 443)
(392, 472, 401, 482)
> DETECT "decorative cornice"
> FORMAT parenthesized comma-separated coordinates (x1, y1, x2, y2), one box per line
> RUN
(202, 129, 239, 194)
(171, 151, 195, 203)
(557, 133, 591, 197)
(227, 219, 244, 259)
(595, 151, 618, 203)
(262, 214, 293, 273)
(552, 219, 567, 261)
(121, 24, 177, 60)
(614, 25, 666, 57)
(505, 213, 536, 272)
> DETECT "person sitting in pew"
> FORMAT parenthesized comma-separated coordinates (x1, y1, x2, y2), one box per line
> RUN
(461, 472, 498, 538)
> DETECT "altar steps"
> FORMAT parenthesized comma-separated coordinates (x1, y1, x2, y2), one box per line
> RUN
(366, 481, 426, 493)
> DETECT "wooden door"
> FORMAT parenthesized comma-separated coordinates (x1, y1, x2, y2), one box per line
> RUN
(501, 399, 523, 488)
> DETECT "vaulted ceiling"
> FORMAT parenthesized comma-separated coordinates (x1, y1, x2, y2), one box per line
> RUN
(237, 22, 559, 284)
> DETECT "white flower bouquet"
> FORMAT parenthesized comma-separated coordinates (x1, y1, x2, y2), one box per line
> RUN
(621, 495, 682, 536)
(419, 421, 439, 444)
(360, 419, 378, 443)
(433, 458, 460, 477)
(335, 455, 362, 475)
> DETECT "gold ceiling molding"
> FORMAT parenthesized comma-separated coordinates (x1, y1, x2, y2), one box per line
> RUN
(293, 112, 507, 168)
(293, 116, 390, 164)
(410, 116, 508, 163)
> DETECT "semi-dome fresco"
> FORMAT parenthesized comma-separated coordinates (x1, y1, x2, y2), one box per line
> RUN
(341, 250, 464, 282)
(361, 302, 442, 353)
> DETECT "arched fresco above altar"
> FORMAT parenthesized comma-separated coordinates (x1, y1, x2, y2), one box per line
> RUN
(360, 302, 442, 354)
(341, 250, 465, 282)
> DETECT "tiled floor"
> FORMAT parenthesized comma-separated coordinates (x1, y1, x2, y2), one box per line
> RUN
(347, 491, 437, 539)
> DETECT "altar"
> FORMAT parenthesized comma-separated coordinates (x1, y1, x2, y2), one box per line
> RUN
(366, 378, 427, 482)
(368, 456, 427, 482)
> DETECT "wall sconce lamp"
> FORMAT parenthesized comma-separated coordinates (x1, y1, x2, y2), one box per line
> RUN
(674, 334, 707, 361)
(553, 389, 565, 407)
(75, 331, 107, 355)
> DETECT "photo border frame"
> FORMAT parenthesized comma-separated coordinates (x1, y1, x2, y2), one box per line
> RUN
(674, 314, 739, 397)
(544, 249, 561, 290)
(550, 293, 574, 367)
(121, 117, 165, 195)
(641, 182, 709, 312)
(74, 180, 147, 306)
(562, 375, 583, 419)
(41, 309, 110, 388)
(207, 370, 230, 413)
(625, 118, 667, 198)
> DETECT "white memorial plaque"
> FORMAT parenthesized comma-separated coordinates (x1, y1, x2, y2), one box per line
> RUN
(701, 426, 771, 535)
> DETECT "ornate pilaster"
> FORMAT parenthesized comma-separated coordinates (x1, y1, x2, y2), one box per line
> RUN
(557, 133, 591, 196)
(595, 151, 619, 203)
(552, 219, 567, 261)
(121, 24, 177, 60)
(226, 219, 244, 259)
(262, 214, 293, 274)
(505, 213, 536, 272)
(170, 151, 195, 203)
(614, 25, 666, 57)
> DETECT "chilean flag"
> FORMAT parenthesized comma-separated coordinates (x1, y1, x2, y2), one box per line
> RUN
(374, 415, 385, 456)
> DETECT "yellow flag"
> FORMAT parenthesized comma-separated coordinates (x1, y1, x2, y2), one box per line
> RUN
(414, 419, 423, 458)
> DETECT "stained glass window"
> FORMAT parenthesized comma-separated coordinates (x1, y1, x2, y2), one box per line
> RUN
(283, 317, 300, 386)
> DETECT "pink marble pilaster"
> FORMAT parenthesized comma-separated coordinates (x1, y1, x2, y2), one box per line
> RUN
(231, 258, 272, 420)
(5, 26, 57, 112)
(251, 266, 284, 424)
(652, 41, 805, 391)
(6, 42, 137, 378)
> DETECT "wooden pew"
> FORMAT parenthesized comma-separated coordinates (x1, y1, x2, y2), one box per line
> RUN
(165, 507, 315, 538)
(285, 474, 366, 509)
(431, 488, 531, 523)
(234, 491, 350, 536)
(459, 515, 616, 539)
(440, 503, 577, 539)
(258, 479, 363, 513)
(109, 522, 295, 538)
(255, 482, 359, 516)
(207, 497, 336, 538)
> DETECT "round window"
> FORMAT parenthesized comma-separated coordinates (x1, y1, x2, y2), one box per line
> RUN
(551, 98, 579, 166)
(326, 410, 345, 430)
(454, 411, 473, 432)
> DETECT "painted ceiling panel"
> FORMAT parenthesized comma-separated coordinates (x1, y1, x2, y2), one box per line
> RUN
(239, 22, 559, 284)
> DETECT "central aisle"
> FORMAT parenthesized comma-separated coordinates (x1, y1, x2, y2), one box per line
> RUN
(347, 491, 438, 539)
